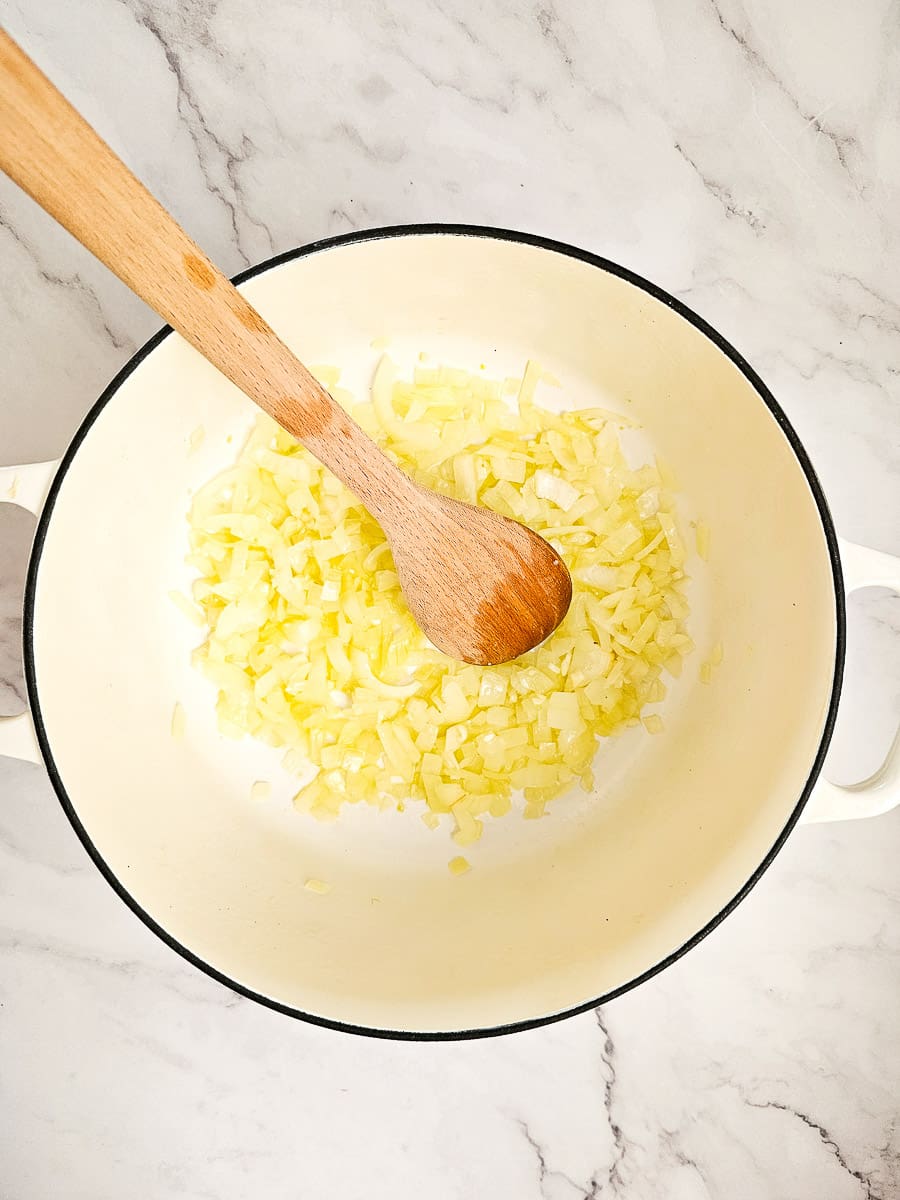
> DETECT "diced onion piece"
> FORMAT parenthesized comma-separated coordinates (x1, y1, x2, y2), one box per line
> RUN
(695, 520, 711, 561)
(171, 702, 186, 741)
(451, 805, 482, 846)
(304, 878, 331, 895)
(546, 692, 585, 732)
(699, 641, 723, 684)
(534, 470, 580, 512)
(517, 359, 544, 408)
(636, 488, 659, 519)
(310, 364, 341, 389)
(657, 512, 684, 565)
(168, 589, 206, 627)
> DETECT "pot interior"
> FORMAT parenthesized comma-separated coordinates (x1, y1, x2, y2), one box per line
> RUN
(29, 231, 838, 1034)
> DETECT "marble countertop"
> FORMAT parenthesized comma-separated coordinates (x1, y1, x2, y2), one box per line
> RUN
(1, 1, 898, 1196)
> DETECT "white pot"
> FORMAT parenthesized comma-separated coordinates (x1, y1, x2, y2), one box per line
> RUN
(2, 227, 898, 1038)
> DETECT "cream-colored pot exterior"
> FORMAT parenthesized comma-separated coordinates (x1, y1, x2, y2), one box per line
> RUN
(3, 229, 899, 1038)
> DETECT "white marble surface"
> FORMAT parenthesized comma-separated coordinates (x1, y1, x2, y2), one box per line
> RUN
(1, 0, 898, 1196)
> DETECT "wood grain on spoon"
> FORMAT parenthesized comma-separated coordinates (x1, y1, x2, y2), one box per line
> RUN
(0, 29, 572, 664)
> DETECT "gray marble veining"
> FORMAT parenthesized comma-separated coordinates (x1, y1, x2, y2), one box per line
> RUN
(0, 1, 897, 1196)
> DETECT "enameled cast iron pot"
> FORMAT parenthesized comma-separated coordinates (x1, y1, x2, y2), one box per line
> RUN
(2, 227, 898, 1038)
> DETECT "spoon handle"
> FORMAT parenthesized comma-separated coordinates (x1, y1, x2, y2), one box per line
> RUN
(0, 29, 407, 518)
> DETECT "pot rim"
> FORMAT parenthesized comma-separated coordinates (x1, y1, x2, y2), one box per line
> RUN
(23, 223, 846, 1040)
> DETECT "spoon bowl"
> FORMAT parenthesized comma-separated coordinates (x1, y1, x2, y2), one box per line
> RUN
(389, 489, 572, 664)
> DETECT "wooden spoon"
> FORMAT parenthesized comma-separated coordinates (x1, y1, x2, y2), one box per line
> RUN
(0, 30, 571, 664)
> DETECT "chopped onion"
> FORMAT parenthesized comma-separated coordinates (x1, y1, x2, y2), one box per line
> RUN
(185, 358, 692, 838)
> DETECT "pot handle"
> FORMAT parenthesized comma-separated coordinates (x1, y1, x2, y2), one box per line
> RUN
(2, 481, 896, 806)
(802, 538, 900, 824)
(0, 459, 59, 764)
